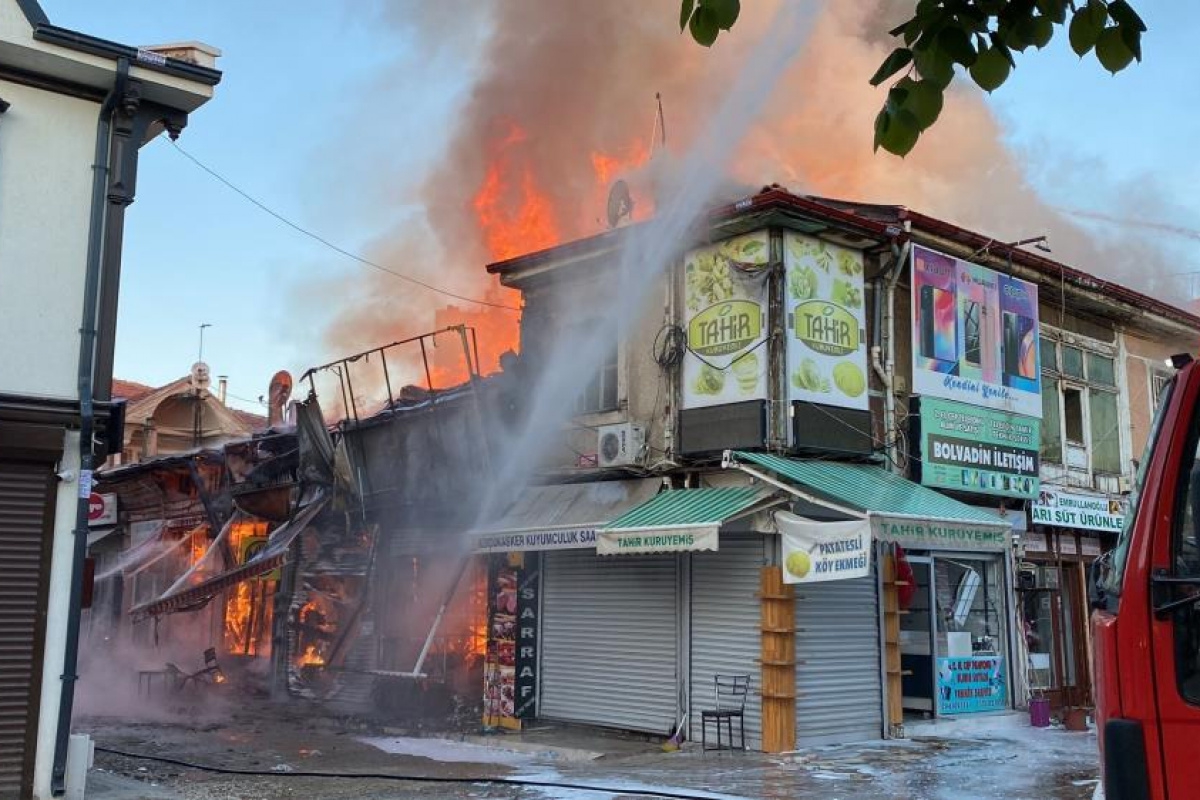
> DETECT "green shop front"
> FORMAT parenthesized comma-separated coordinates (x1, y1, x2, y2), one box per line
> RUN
(726, 452, 1017, 726)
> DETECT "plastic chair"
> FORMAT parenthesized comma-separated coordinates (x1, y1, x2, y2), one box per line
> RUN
(700, 674, 749, 751)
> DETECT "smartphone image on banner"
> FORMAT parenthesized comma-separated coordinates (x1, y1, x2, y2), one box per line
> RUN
(963, 300, 982, 367)
(1003, 312, 1037, 380)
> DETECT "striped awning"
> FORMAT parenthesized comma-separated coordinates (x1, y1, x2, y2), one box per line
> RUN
(133, 494, 328, 619)
(598, 486, 780, 555)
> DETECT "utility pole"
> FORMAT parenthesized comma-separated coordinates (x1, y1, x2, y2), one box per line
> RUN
(194, 323, 211, 448)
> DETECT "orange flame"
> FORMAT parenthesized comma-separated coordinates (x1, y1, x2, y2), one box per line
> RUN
(298, 644, 325, 667)
(222, 521, 271, 657)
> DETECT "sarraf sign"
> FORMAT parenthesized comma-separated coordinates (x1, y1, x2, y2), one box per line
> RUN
(1032, 489, 1127, 533)
(682, 231, 770, 410)
(777, 513, 871, 584)
(919, 397, 1040, 499)
(785, 232, 869, 411)
(911, 245, 1041, 418)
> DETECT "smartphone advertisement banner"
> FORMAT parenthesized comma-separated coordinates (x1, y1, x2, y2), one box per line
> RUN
(919, 397, 1040, 499)
(784, 232, 869, 410)
(682, 231, 770, 410)
(910, 246, 1041, 418)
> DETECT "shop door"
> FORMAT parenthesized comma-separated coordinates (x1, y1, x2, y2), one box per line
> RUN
(932, 555, 1010, 715)
(795, 572, 883, 745)
(689, 536, 765, 748)
(539, 550, 680, 734)
(900, 558, 935, 713)
(0, 461, 57, 799)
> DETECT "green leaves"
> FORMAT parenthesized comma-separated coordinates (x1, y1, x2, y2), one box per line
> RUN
(680, 0, 740, 47)
(873, 78, 945, 156)
(1096, 26, 1135, 72)
(1069, 1, 1107, 55)
(970, 45, 1011, 92)
(869, 48, 914, 87)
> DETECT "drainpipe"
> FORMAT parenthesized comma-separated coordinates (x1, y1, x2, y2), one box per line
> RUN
(871, 234, 910, 474)
(51, 58, 128, 796)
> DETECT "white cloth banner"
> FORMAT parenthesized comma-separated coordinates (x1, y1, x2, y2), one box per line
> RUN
(777, 511, 871, 584)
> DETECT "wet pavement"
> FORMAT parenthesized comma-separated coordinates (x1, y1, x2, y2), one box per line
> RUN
(83, 701, 1100, 799)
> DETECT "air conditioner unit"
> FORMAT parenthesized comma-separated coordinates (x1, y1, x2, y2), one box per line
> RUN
(597, 423, 645, 468)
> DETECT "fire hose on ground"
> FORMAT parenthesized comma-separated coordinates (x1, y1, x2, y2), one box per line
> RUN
(94, 745, 738, 800)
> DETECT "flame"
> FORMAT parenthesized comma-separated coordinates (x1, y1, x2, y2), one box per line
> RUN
(222, 520, 271, 656)
(298, 643, 325, 667)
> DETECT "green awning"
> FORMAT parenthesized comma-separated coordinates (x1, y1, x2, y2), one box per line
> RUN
(598, 486, 779, 555)
(732, 451, 1012, 551)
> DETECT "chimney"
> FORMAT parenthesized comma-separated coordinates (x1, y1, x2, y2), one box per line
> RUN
(217, 376, 228, 405)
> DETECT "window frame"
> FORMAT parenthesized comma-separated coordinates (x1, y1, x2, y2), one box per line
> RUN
(1039, 331, 1124, 476)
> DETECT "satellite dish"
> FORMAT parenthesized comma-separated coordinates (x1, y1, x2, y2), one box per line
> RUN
(267, 370, 293, 428)
(190, 361, 211, 393)
(606, 179, 634, 229)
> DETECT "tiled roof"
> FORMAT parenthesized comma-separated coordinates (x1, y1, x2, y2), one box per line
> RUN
(110, 378, 155, 402)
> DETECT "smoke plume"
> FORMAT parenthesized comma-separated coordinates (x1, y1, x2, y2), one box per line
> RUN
(316, 0, 1185, 390)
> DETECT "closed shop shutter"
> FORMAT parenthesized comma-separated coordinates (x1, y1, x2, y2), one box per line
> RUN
(0, 461, 56, 799)
(689, 536, 765, 749)
(540, 549, 679, 734)
(795, 572, 883, 746)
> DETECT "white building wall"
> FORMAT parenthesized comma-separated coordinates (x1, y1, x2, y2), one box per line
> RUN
(0, 78, 96, 399)
(31, 429, 78, 799)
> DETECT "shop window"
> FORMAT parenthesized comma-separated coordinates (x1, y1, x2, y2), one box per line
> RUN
(1090, 390, 1121, 474)
(1061, 346, 1084, 380)
(1041, 379, 1062, 462)
(1152, 370, 1173, 409)
(1063, 387, 1084, 444)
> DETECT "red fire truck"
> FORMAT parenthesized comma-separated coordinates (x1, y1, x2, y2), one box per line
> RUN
(1092, 352, 1200, 799)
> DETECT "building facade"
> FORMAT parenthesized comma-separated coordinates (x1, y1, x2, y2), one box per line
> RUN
(466, 187, 1200, 750)
(0, 2, 218, 796)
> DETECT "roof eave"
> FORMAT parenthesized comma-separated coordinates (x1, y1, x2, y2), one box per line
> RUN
(32, 23, 223, 88)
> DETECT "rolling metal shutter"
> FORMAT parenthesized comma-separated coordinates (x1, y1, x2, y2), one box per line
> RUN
(540, 549, 679, 734)
(795, 572, 883, 746)
(0, 461, 55, 799)
(689, 536, 765, 749)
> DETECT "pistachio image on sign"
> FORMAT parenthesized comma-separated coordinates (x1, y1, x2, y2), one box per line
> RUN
(693, 363, 725, 396)
(792, 358, 830, 393)
(788, 265, 817, 301)
(731, 352, 759, 394)
(719, 236, 767, 269)
(831, 279, 862, 308)
(833, 362, 866, 398)
(685, 253, 735, 311)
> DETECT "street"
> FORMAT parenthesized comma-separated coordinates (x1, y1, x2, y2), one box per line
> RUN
(83, 701, 1099, 800)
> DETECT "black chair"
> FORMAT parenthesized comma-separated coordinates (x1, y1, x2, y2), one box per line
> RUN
(700, 674, 749, 751)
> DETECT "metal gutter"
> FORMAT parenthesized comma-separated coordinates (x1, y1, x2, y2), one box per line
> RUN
(33, 24, 222, 87)
(51, 58, 127, 796)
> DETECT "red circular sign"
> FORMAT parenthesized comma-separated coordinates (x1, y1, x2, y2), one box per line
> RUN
(88, 493, 106, 521)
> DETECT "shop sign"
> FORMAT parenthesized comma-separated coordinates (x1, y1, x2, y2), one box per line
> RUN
(911, 245, 1041, 418)
(87, 492, 117, 526)
(682, 231, 770, 410)
(240, 536, 281, 582)
(871, 515, 1011, 552)
(1021, 533, 1103, 557)
(473, 527, 597, 554)
(777, 513, 871, 584)
(596, 527, 719, 556)
(1032, 489, 1126, 533)
(936, 655, 1007, 714)
(784, 232, 869, 411)
(919, 398, 1040, 499)
(483, 553, 539, 728)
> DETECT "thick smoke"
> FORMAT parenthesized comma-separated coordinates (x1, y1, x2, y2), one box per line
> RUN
(317, 0, 1184, 388)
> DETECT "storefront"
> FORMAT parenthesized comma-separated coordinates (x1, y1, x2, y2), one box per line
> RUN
(1022, 488, 1123, 710)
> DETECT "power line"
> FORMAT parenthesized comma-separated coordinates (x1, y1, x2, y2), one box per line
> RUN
(168, 139, 521, 312)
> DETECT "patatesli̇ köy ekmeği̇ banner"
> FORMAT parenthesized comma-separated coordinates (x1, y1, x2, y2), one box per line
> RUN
(784, 232, 869, 411)
(910, 245, 1041, 418)
(682, 231, 770, 410)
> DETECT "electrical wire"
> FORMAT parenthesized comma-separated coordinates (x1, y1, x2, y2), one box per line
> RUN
(168, 140, 520, 313)
(94, 746, 733, 800)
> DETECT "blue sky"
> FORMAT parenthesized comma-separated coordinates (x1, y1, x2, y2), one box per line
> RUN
(45, 1, 1200, 411)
